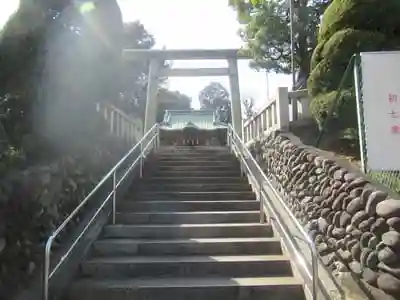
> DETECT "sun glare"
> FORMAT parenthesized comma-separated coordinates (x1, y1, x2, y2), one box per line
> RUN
(78, 2, 96, 15)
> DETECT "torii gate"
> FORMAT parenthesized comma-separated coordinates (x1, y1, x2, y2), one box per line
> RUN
(123, 49, 246, 137)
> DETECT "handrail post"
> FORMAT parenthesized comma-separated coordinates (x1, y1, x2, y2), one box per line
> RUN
(228, 124, 319, 300)
(112, 171, 117, 225)
(43, 237, 53, 300)
(311, 244, 319, 300)
(41, 124, 158, 300)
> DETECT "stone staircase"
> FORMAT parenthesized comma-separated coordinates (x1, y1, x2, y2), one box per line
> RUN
(68, 146, 306, 300)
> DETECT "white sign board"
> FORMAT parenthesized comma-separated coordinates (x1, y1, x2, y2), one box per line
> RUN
(359, 51, 400, 171)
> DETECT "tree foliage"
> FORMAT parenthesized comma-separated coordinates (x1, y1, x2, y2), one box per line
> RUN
(199, 82, 230, 109)
(308, 0, 400, 131)
(0, 0, 124, 152)
(0, 1, 132, 298)
(229, 0, 331, 88)
(117, 21, 156, 116)
(157, 88, 192, 122)
(118, 21, 192, 120)
(199, 82, 231, 123)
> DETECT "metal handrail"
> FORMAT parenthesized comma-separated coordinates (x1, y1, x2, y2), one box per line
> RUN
(227, 125, 319, 300)
(42, 124, 160, 300)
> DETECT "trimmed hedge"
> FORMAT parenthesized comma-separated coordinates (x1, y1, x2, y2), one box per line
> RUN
(310, 42, 324, 72)
(308, 0, 400, 134)
(308, 29, 386, 97)
(321, 29, 386, 67)
(319, 0, 400, 43)
(309, 88, 356, 131)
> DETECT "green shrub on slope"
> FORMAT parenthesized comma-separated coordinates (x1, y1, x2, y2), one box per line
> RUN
(319, 0, 400, 43)
(308, 0, 400, 133)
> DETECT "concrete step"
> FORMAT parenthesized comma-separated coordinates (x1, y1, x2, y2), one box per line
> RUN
(157, 146, 229, 153)
(115, 211, 260, 224)
(155, 165, 240, 171)
(81, 255, 293, 279)
(65, 146, 306, 300)
(116, 200, 259, 212)
(156, 156, 236, 162)
(102, 223, 273, 239)
(132, 183, 252, 192)
(130, 191, 256, 201)
(69, 277, 306, 300)
(92, 237, 283, 256)
(156, 160, 239, 167)
(149, 169, 242, 177)
(138, 176, 247, 184)
(156, 149, 230, 154)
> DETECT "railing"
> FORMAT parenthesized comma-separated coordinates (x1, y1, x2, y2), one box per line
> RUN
(96, 102, 143, 144)
(243, 88, 310, 144)
(227, 125, 319, 300)
(42, 124, 160, 300)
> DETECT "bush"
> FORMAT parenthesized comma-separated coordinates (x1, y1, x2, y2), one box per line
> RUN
(308, 57, 337, 97)
(321, 29, 386, 66)
(0, 2, 126, 298)
(308, 0, 400, 151)
(319, 0, 400, 43)
(310, 42, 324, 72)
(308, 29, 386, 97)
(310, 88, 357, 131)
(0, 133, 129, 300)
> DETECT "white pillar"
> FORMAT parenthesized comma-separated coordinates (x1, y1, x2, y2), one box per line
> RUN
(291, 95, 298, 121)
(144, 59, 160, 133)
(276, 87, 290, 130)
(110, 110, 115, 134)
(116, 114, 120, 137)
(129, 124, 133, 143)
(298, 96, 311, 118)
(268, 106, 273, 128)
(122, 119, 126, 140)
(103, 106, 108, 121)
(228, 58, 242, 138)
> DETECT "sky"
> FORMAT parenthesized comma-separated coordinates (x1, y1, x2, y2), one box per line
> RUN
(0, 0, 292, 110)
(0, 1, 19, 29)
(117, 0, 291, 109)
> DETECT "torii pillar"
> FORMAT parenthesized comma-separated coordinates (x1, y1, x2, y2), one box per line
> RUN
(140, 50, 244, 138)
(144, 58, 160, 133)
(228, 58, 242, 138)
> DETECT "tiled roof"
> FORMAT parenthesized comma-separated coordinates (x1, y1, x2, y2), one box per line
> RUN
(160, 110, 227, 131)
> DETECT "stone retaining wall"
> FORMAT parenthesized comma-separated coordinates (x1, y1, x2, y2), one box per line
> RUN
(250, 131, 400, 299)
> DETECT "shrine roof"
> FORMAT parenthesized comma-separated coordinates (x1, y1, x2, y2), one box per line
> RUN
(159, 109, 228, 131)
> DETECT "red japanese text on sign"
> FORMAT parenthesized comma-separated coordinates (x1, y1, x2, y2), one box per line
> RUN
(391, 125, 400, 134)
(389, 94, 398, 103)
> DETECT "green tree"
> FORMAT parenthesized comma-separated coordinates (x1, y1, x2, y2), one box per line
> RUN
(118, 21, 156, 116)
(156, 88, 192, 122)
(0, 2, 128, 299)
(229, 0, 331, 88)
(199, 82, 231, 123)
(199, 82, 230, 109)
(0, 0, 124, 153)
(119, 22, 189, 121)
